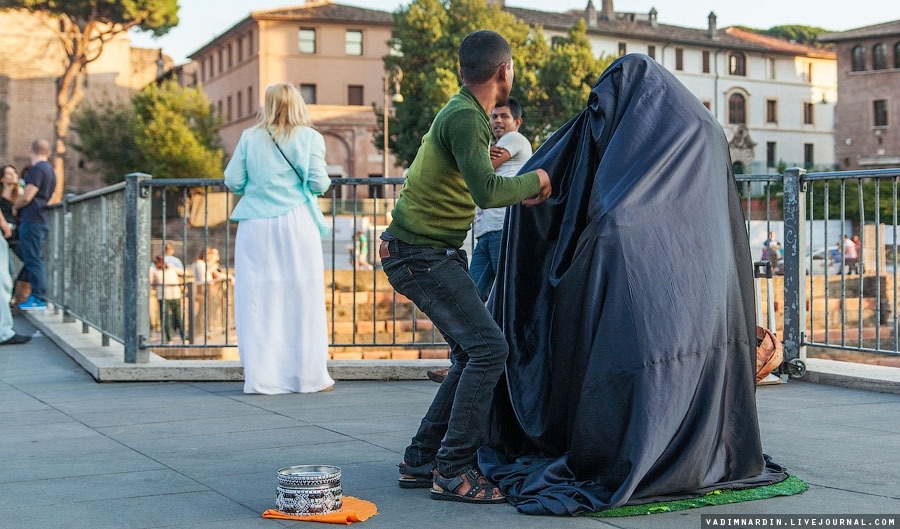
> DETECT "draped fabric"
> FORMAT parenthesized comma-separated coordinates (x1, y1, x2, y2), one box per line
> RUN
(479, 54, 786, 516)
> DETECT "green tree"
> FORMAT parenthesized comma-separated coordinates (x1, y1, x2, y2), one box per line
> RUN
(0, 0, 179, 199)
(766, 25, 832, 47)
(383, 0, 548, 166)
(71, 81, 223, 183)
(382, 0, 613, 167)
(70, 99, 142, 185)
(734, 24, 832, 48)
(534, 19, 614, 143)
(807, 179, 897, 226)
(132, 81, 224, 179)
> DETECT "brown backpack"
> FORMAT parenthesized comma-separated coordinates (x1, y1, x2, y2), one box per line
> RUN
(756, 326, 783, 382)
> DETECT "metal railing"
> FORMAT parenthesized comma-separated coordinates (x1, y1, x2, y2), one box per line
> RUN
(42, 169, 900, 364)
(736, 167, 900, 372)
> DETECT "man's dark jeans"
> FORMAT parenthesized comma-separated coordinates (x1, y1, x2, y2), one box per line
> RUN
(18, 221, 48, 301)
(380, 236, 508, 478)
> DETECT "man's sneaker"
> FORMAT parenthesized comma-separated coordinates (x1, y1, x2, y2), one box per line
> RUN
(17, 296, 47, 311)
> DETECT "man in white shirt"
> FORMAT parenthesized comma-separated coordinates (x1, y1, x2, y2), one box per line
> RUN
(471, 97, 532, 301)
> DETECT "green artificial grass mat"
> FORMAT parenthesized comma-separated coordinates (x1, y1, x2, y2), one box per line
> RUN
(587, 475, 808, 518)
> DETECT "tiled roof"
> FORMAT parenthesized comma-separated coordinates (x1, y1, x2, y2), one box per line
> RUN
(505, 6, 835, 59)
(819, 20, 900, 42)
(252, 1, 393, 25)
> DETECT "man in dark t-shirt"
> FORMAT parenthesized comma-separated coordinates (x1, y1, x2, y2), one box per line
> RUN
(13, 139, 57, 311)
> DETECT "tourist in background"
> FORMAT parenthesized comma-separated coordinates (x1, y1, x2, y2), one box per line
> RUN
(150, 254, 185, 344)
(0, 165, 31, 345)
(224, 82, 334, 394)
(13, 140, 57, 311)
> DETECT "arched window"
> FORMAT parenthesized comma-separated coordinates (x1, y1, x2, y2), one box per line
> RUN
(894, 42, 900, 69)
(728, 93, 746, 124)
(729, 52, 746, 76)
(851, 45, 866, 72)
(873, 43, 888, 70)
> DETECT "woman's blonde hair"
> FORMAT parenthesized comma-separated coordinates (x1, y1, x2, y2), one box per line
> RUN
(256, 82, 312, 142)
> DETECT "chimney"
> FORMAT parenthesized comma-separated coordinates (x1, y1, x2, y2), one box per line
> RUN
(649, 7, 658, 28)
(600, 0, 613, 21)
(585, 0, 597, 27)
(708, 11, 718, 40)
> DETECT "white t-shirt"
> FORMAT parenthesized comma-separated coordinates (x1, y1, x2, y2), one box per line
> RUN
(473, 130, 533, 238)
(150, 266, 183, 301)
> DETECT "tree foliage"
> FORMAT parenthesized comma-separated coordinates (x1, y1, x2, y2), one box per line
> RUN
(807, 180, 899, 226)
(72, 81, 223, 183)
(132, 81, 224, 179)
(70, 99, 141, 184)
(0, 0, 179, 199)
(734, 24, 832, 48)
(382, 0, 609, 168)
(765, 25, 832, 47)
(533, 20, 614, 142)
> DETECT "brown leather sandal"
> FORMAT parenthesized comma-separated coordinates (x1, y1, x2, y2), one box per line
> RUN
(430, 468, 507, 504)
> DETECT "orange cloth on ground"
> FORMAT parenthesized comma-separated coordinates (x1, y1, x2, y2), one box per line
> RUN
(262, 496, 377, 524)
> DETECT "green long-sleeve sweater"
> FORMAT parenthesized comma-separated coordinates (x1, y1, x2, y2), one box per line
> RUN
(387, 87, 541, 249)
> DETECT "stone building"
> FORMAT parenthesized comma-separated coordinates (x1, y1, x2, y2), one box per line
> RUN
(188, 2, 397, 200)
(508, 1, 838, 173)
(193, 0, 839, 181)
(0, 9, 172, 193)
(820, 21, 900, 170)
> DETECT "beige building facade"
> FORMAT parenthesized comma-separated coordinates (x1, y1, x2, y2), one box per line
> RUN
(189, 2, 398, 195)
(0, 9, 171, 193)
(821, 21, 900, 170)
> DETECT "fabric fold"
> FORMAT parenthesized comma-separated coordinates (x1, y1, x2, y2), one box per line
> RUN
(480, 53, 787, 516)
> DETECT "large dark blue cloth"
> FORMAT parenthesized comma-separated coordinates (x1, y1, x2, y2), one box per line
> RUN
(479, 54, 786, 515)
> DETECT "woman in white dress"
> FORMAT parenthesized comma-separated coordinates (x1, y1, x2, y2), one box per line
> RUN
(224, 83, 334, 394)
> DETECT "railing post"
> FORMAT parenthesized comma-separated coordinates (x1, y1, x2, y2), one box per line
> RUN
(124, 173, 152, 363)
(61, 195, 75, 322)
(782, 167, 807, 364)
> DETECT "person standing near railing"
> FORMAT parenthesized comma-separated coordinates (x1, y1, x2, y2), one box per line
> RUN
(13, 139, 57, 312)
(0, 165, 32, 346)
(191, 247, 231, 341)
(844, 235, 859, 275)
(224, 82, 334, 395)
(150, 255, 185, 344)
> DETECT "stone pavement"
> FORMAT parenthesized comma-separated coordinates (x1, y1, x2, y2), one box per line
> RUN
(2, 312, 900, 529)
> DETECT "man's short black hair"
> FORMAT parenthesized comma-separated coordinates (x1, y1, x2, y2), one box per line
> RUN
(458, 30, 511, 85)
(503, 97, 524, 121)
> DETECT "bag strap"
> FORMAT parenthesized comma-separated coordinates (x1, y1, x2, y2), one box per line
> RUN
(267, 129, 305, 183)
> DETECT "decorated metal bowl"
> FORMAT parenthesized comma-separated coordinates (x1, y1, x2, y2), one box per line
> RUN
(275, 465, 342, 515)
(277, 465, 342, 489)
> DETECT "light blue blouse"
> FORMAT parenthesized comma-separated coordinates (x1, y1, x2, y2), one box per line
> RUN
(224, 126, 331, 221)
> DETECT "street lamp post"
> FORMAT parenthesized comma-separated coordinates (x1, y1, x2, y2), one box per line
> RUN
(383, 65, 403, 178)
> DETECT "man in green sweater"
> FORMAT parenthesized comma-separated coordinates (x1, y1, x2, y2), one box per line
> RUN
(380, 29, 551, 504)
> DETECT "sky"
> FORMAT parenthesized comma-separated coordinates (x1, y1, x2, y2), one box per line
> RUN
(130, 0, 900, 65)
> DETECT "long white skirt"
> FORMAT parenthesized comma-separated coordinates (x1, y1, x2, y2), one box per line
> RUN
(234, 204, 334, 394)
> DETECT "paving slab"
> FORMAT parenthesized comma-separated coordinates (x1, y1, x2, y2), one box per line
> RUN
(2, 313, 900, 529)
